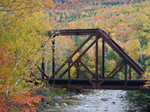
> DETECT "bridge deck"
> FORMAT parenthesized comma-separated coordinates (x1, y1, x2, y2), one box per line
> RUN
(49, 79, 146, 90)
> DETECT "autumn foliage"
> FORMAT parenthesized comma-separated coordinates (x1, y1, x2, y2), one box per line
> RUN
(0, 0, 53, 111)
(0, 92, 43, 112)
(1, 0, 150, 111)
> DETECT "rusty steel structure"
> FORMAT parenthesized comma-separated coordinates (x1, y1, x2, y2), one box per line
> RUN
(45, 29, 146, 90)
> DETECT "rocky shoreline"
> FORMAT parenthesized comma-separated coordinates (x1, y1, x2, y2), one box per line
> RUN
(37, 89, 142, 112)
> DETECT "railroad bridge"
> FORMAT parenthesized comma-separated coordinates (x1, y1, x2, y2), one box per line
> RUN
(41, 29, 147, 90)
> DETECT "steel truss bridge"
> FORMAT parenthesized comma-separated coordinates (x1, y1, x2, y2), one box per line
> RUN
(39, 29, 147, 90)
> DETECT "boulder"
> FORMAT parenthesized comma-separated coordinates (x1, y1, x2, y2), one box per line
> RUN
(53, 95, 62, 100)
(61, 103, 68, 107)
(85, 105, 89, 108)
(55, 103, 59, 106)
(101, 98, 108, 101)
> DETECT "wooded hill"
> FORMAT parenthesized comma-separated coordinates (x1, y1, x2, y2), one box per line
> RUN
(46, 0, 150, 110)
(0, 0, 150, 111)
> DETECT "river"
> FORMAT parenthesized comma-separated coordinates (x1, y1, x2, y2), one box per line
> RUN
(42, 90, 140, 112)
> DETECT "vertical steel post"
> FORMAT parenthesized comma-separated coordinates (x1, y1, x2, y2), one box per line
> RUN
(42, 57, 45, 79)
(96, 36, 98, 88)
(129, 66, 131, 80)
(102, 38, 105, 78)
(52, 38, 55, 77)
(68, 61, 71, 88)
(125, 63, 127, 89)
(77, 62, 79, 78)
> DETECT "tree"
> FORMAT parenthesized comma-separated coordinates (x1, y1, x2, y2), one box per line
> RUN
(0, 0, 54, 111)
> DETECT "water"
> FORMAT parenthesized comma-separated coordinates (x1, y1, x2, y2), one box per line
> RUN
(44, 90, 139, 112)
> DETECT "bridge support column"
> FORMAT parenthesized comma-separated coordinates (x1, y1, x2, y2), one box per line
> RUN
(42, 57, 45, 79)
(129, 66, 131, 80)
(77, 62, 80, 79)
(102, 38, 105, 78)
(68, 61, 71, 89)
(52, 38, 55, 77)
(96, 36, 98, 88)
(124, 63, 127, 89)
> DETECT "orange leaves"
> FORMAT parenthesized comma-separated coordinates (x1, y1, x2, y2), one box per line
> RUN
(69, 21, 76, 28)
(21, 95, 43, 105)
(0, 47, 8, 63)
(0, 47, 14, 93)
(0, 92, 43, 112)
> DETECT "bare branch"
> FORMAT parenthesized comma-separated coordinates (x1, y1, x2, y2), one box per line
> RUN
(6, 44, 27, 99)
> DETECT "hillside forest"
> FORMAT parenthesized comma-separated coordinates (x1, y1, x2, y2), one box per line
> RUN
(0, 0, 150, 111)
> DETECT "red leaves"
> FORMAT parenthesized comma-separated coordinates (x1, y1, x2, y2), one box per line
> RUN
(0, 47, 8, 63)
(107, 24, 112, 28)
(0, 92, 43, 112)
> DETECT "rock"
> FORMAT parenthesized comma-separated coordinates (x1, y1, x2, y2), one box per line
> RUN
(61, 103, 68, 107)
(129, 102, 134, 106)
(96, 109, 98, 111)
(40, 106, 46, 110)
(136, 110, 140, 112)
(101, 98, 108, 101)
(120, 103, 124, 105)
(96, 93, 100, 96)
(135, 107, 140, 110)
(55, 106, 61, 109)
(94, 106, 99, 108)
(37, 105, 44, 111)
(79, 94, 83, 96)
(93, 101, 101, 104)
(122, 92, 127, 98)
(85, 105, 89, 108)
(71, 92, 75, 95)
(76, 96, 80, 99)
(79, 94, 86, 98)
(100, 91, 104, 93)
(126, 107, 130, 110)
(103, 107, 108, 111)
(55, 103, 59, 106)
(117, 94, 123, 98)
(64, 96, 70, 98)
(112, 101, 116, 104)
(45, 104, 49, 108)
(41, 102, 47, 107)
(53, 95, 62, 100)
(124, 101, 130, 103)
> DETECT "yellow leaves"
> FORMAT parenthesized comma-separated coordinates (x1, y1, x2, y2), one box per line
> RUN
(0, 0, 53, 29)
(125, 39, 140, 61)
(119, 72, 124, 79)
(70, 67, 77, 79)
(38, 0, 54, 8)
(143, 71, 150, 88)
(87, 47, 95, 60)
(143, 43, 150, 57)
(104, 59, 117, 77)
(72, 52, 80, 62)
(0, 0, 53, 12)
(0, 0, 54, 95)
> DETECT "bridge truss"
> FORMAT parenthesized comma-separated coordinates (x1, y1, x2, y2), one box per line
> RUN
(45, 29, 146, 90)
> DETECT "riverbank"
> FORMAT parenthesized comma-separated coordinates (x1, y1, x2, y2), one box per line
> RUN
(37, 89, 143, 112)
